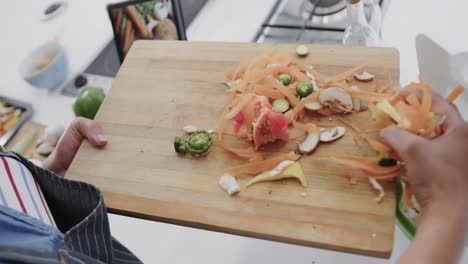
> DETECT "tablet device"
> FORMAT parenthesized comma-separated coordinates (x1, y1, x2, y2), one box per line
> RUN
(107, 0, 186, 62)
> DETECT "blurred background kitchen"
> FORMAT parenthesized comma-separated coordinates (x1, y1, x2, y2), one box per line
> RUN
(1, 0, 467, 263)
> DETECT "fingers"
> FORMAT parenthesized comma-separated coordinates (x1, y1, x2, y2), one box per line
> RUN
(430, 94, 464, 131)
(72, 117, 108, 147)
(400, 88, 464, 131)
(380, 126, 425, 161)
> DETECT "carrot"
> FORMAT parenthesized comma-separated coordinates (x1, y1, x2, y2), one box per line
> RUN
(378, 63, 393, 93)
(315, 154, 402, 175)
(345, 87, 389, 103)
(217, 97, 256, 159)
(364, 138, 392, 153)
(338, 117, 392, 153)
(329, 64, 367, 83)
(289, 66, 310, 81)
(224, 152, 300, 176)
(231, 61, 249, 81)
(322, 80, 349, 89)
(366, 168, 403, 181)
(310, 69, 331, 85)
(293, 121, 320, 134)
(292, 92, 320, 118)
(405, 93, 420, 106)
(403, 182, 415, 208)
(388, 86, 401, 104)
(447, 85, 465, 103)
(254, 85, 285, 99)
(269, 79, 300, 106)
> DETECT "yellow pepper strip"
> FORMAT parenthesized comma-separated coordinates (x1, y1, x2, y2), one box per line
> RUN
(245, 161, 307, 188)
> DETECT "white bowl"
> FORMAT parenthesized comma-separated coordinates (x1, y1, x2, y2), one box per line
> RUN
(19, 42, 68, 90)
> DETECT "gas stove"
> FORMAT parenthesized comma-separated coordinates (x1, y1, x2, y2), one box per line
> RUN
(254, 0, 385, 44)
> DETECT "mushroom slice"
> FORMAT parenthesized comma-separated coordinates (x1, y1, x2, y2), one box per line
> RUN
(297, 131, 320, 154)
(183, 125, 198, 134)
(319, 87, 354, 113)
(354, 71, 375, 82)
(222, 79, 241, 89)
(218, 174, 240, 196)
(304, 101, 323, 111)
(349, 85, 367, 112)
(320, 126, 346, 142)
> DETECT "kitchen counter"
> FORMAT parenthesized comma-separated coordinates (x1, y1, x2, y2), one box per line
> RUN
(1, 0, 467, 263)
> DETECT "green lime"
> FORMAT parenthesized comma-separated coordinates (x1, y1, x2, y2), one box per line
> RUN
(72, 86, 105, 119)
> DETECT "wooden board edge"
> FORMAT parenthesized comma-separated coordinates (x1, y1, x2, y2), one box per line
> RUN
(104, 190, 393, 258)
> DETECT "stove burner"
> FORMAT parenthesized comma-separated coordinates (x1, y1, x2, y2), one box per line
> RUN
(303, 0, 346, 17)
(309, 0, 343, 8)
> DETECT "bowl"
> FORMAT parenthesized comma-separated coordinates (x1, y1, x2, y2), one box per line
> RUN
(19, 42, 68, 90)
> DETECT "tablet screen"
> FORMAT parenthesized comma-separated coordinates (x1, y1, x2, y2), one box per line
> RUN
(108, 0, 186, 62)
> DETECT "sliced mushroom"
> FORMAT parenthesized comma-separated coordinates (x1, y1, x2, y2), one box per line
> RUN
(354, 71, 375, 82)
(222, 79, 241, 89)
(218, 174, 240, 196)
(297, 131, 320, 154)
(183, 125, 198, 134)
(319, 126, 346, 142)
(319, 87, 354, 113)
(350, 85, 368, 111)
(304, 101, 323, 111)
(305, 71, 319, 91)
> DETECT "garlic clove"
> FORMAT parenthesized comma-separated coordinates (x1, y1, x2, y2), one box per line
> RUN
(218, 174, 240, 196)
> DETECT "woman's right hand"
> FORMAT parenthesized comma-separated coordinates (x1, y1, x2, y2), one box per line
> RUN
(381, 94, 468, 212)
(380, 93, 468, 264)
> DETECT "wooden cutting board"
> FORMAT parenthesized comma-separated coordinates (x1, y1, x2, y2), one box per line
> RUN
(67, 41, 399, 257)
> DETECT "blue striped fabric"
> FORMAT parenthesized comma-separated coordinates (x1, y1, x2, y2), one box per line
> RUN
(0, 181, 7, 206)
(0, 151, 142, 264)
(17, 160, 45, 223)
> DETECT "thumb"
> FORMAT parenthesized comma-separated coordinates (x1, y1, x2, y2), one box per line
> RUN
(380, 126, 424, 160)
(72, 117, 107, 147)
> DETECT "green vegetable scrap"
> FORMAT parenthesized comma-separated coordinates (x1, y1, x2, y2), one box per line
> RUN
(278, 74, 292, 86)
(272, 98, 290, 113)
(296, 80, 314, 98)
(378, 157, 397, 167)
(186, 130, 212, 155)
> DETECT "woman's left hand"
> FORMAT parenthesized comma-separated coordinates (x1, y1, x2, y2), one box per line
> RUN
(42, 117, 107, 175)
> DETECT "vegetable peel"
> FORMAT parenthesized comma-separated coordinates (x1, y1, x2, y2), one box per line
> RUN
(246, 161, 307, 188)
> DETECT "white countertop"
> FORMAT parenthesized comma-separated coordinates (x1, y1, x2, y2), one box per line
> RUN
(1, 0, 467, 263)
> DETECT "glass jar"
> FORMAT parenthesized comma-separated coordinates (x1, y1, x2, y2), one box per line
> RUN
(342, 0, 379, 46)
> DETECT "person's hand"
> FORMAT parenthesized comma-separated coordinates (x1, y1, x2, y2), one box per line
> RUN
(380, 93, 468, 212)
(381, 92, 468, 264)
(42, 117, 107, 175)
